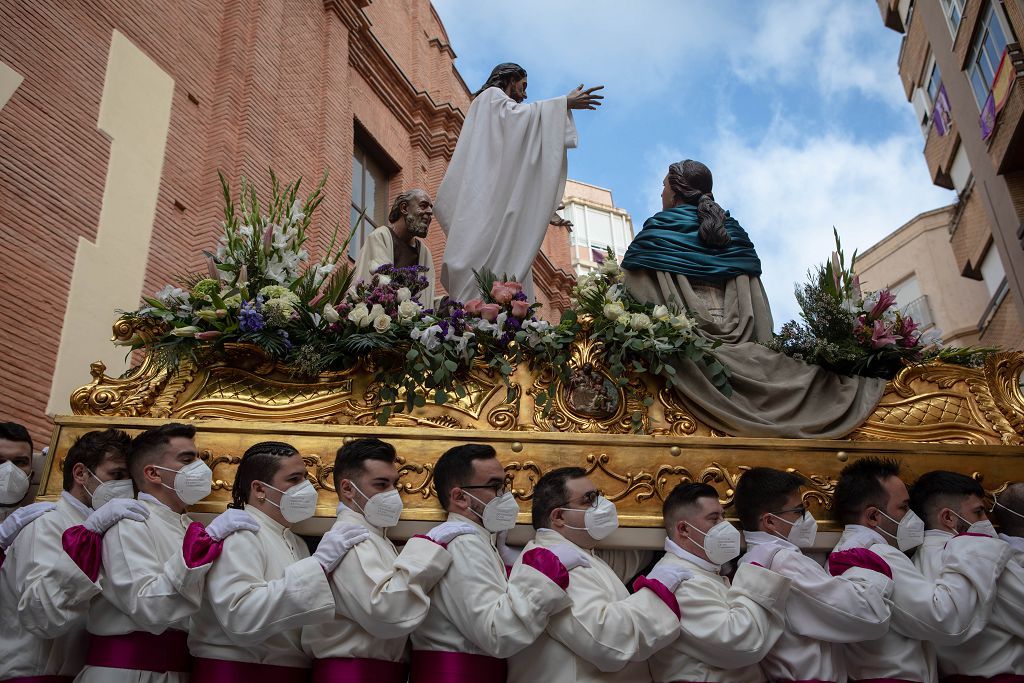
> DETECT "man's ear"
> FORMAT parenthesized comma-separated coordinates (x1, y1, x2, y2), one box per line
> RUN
(72, 462, 89, 486)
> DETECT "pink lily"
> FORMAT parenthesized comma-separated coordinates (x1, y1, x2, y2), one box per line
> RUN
(195, 330, 223, 341)
(870, 320, 901, 349)
(869, 289, 897, 319)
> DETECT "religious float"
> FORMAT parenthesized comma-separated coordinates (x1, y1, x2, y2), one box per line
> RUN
(36, 173, 1024, 543)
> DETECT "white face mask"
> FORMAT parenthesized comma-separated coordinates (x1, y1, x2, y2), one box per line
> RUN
(264, 480, 319, 523)
(86, 471, 135, 510)
(350, 481, 403, 528)
(466, 491, 519, 533)
(951, 511, 997, 538)
(769, 510, 817, 548)
(153, 460, 213, 506)
(560, 495, 620, 541)
(879, 509, 925, 551)
(687, 519, 741, 565)
(0, 461, 30, 505)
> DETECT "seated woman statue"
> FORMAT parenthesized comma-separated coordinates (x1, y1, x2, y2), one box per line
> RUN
(621, 159, 886, 438)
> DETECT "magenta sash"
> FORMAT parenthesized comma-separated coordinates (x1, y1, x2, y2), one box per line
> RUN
(0, 677, 75, 683)
(312, 657, 407, 683)
(85, 630, 191, 673)
(410, 651, 506, 683)
(943, 676, 1024, 683)
(851, 679, 920, 682)
(191, 657, 310, 683)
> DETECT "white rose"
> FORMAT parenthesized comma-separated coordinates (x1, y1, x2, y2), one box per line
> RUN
(376, 274, 392, 286)
(373, 314, 392, 333)
(347, 303, 370, 327)
(367, 304, 385, 323)
(671, 314, 695, 332)
(322, 303, 340, 323)
(397, 299, 420, 320)
(396, 287, 412, 303)
(630, 313, 652, 331)
(599, 258, 621, 276)
(652, 305, 670, 320)
(603, 301, 625, 320)
(617, 313, 632, 327)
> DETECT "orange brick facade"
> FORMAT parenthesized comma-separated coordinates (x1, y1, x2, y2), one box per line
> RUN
(0, 0, 575, 446)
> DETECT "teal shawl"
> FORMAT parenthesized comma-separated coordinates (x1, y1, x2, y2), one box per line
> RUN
(621, 205, 761, 280)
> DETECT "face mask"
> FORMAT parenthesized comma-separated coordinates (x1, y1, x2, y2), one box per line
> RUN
(0, 461, 30, 505)
(350, 481, 403, 528)
(687, 519, 741, 565)
(86, 471, 135, 510)
(951, 511, 997, 538)
(264, 480, 319, 524)
(769, 510, 817, 548)
(560, 496, 620, 541)
(879, 509, 925, 551)
(466, 491, 519, 533)
(153, 460, 213, 506)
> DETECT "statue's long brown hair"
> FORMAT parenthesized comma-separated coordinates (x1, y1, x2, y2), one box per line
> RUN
(667, 160, 730, 248)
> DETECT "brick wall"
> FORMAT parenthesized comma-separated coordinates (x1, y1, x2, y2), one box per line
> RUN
(950, 186, 991, 275)
(980, 292, 1024, 349)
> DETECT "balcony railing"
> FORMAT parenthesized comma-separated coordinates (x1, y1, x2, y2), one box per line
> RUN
(902, 294, 934, 330)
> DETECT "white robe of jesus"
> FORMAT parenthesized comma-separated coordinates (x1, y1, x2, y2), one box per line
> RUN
(436, 86, 577, 303)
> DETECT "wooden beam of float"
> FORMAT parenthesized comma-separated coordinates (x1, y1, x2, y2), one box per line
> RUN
(40, 415, 1024, 534)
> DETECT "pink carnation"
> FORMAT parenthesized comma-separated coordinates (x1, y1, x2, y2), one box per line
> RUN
(480, 303, 501, 322)
(491, 282, 515, 304)
(504, 281, 523, 294)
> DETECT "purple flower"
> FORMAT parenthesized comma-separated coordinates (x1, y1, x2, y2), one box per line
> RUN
(278, 329, 293, 352)
(239, 300, 265, 332)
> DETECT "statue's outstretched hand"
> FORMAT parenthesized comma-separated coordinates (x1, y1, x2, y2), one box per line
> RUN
(567, 84, 604, 111)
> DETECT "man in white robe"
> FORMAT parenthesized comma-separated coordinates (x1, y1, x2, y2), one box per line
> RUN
(649, 482, 791, 683)
(436, 62, 602, 302)
(908, 470, 1024, 679)
(66, 423, 252, 683)
(0, 429, 142, 681)
(506, 467, 685, 683)
(0, 422, 39, 525)
(302, 438, 465, 681)
(350, 189, 437, 305)
(829, 458, 1012, 682)
(733, 467, 894, 683)
(994, 482, 1024, 562)
(410, 444, 586, 682)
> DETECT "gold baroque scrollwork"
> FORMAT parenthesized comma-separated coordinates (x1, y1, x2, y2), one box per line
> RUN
(985, 352, 1024, 440)
(396, 456, 435, 499)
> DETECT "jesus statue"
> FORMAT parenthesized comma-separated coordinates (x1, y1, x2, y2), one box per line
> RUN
(435, 62, 603, 303)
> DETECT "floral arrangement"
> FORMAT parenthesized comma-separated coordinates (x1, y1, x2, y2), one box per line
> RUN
(766, 230, 992, 377)
(118, 171, 731, 428)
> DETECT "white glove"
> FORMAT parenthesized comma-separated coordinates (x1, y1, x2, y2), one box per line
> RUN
(426, 521, 477, 545)
(496, 530, 523, 566)
(740, 542, 784, 569)
(313, 523, 370, 573)
(83, 498, 149, 534)
(646, 563, 694, 591)
(0, 501, 55, 550)
(205, 508, 260, 541)
(547, 543, 591, 571)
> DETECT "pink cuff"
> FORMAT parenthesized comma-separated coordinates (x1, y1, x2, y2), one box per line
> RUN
(413, 533, 447, 549)
(632, 575, 681, 619)
(521, 547, 570, 590)
(182, 522, 223, 568)
(750, 562, 764, 568)
(62, 525, 103, 582)
(957, 532, 993, 539)
(827, 547, 892, 580)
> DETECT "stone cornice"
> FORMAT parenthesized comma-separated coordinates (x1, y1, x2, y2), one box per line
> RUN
(533, 250, 576, 312)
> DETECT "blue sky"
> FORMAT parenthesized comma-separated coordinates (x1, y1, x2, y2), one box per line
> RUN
(431, 0, 955, 326)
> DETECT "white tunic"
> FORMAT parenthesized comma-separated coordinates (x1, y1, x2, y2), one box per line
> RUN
(75, 493, 212, 683)
(832, 524, 1011, 682)
(507, 529, 680, 683)
(301, 505, 451, 662)
(349, 225, 436, 305)
(913, 530, 1024, 677)
(649, 541, 790, 683)
(741, 530, 893, 683)
(1001, 532, 1024, 564)
(436, 86, 577, 303)
(0, 492, 97, 679)
(411, 513, 571, 658)
(188, 505, 335, 668)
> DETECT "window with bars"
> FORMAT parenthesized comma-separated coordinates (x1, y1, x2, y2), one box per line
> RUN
(967, 3, 1012, 110)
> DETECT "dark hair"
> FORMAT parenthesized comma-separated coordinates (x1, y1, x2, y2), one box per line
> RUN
(333, 438, 397, 492)
(663, 482, 720, 532)
(909, 470, 984, 529)
(833, 457, 901, 525)
(667, 160, 729, 248)
(63, 429, 131, 492)
(993, 483, 1024, 536)
(532, 467, 587, 530)
(734, 467, 803, 531)
(230, 441, 300, 509)
(0, 422, 33, 454)
(128, 422, 196, 483)
(433, 443, 497, 510)
(475, 62, 526, 97)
